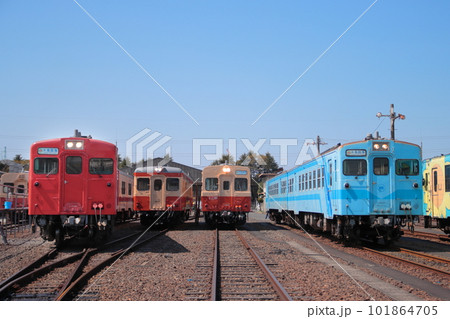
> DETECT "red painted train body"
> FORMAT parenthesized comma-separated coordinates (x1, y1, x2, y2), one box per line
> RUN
(134, 166, 194, 226)
(201, 165, 251, 227)
(29, 137, 121, 246)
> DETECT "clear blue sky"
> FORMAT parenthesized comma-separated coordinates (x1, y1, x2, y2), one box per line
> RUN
(1, 0, 449, 169)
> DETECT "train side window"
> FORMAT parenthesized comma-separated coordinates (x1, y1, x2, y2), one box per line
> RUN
(317, 169, 321, 188)
(373, 157, 389, 175)
(121, 181, 126, 195)
(66, 156, 82, 174)
(154, 179, 162, 191)
(205, 178, 218, 191)
(308, 172, 312, 189)
(343, 159, 367, 176)
(166, 178, 179, 191)
(235, 178, 248, 191)
(3, 183, 14, 193)
(137, 178, 149, 191)
(322, 167, 325, 187)
(128, 183, 132, 195)
(89, 158, 113, 175)
(17, 185, 25, 194)
(281, 180, 286, 193)
(445, 165, 450, 192)
(34, 158, 58, 175)
(313, 171, 316, 189)
(433, 171, 438, 192)
(223, 181, 230, 190)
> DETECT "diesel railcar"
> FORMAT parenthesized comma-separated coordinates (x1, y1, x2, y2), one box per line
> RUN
(1, 172, 28, 209)
(29, 137, 120, 246)
(422, 154, 450, 234)
(134, 166, 194, 226)
(201, 165, 251, 227)
(265, 137, 422, 244)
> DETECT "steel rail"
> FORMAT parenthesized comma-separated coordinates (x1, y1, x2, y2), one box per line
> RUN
(404, 230, 450, 242)
(234, 229, 293, 301)
(0, 248, 58, 290)
(55, 229, 169, 301)
(362, 247, 450, 277)
(398, 247, 450, 264)
(211, 228, 219, 301)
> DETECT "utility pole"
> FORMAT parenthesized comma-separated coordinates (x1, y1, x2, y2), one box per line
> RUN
(376, 104, 405, 140)
(308, 136, 327, 154)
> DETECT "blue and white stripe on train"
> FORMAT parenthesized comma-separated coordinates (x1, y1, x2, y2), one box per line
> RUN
(264, 135, 422, 243)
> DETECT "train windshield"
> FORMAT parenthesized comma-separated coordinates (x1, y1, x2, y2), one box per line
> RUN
(166, 178, 179, 191)
(395, 159, 419, 176)
(137, 178, 150, 191)
(66, 156, 82, 174)
(343, 159, 367, 176)
(34, 158, 58, 175)
(89, 158, 113, 175)
(205, 178, 218, 191)
(235, 178, 248, 191)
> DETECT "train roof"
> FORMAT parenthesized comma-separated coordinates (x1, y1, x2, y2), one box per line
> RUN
(275, 138, 421, 177)
(134, 166, 184, 174)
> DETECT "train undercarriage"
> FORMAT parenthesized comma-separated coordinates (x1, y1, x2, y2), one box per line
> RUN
(266, 209, 414, 245)
(204, 211, 247, 228)
(34, 214, 115, 247)
(139, 209, 189, 227)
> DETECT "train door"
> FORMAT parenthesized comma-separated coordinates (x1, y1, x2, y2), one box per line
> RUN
(430, 167, 439, 215)
(62, 155, 86, 213)
(219, 174, 232, 210)
(369, 156, 394, 213)
(151, 175, 166, 210)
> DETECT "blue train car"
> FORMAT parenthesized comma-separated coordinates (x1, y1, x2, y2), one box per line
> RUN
(265, 137, 422, 244)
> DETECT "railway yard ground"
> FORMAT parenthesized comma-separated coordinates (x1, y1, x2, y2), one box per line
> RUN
(1, 212, 448, 303)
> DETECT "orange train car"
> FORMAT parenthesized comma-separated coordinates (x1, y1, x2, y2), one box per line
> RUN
(134, 166, 193, 226)
(201, 165, 251, 227)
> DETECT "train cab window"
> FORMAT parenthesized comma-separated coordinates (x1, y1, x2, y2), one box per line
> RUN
(17, 185, 25, 194)
(137, 178, 150, 191)
(89, 158, 113, 175)
(34, 158, 58, 175)
(205, 178, 218, 191)
(235, 178, 248, 191)
(66, 156, 82, 174)
(343, 159, 367, 176)
(395, 159, 419, 176)
(373, 157, 389, 175)
(154, 179, 162, 191)
(166, 178, 179, 191)
(223, 181, 230, 191)
(3, 183, 14, 193)
(445, 165, 450, 192)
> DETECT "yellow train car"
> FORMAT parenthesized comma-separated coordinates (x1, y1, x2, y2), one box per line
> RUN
(423, 154, 450, 234)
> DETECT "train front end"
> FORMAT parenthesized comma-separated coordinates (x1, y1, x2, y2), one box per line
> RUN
(201, 165, 251, 227)
(29, 137, 118, 245)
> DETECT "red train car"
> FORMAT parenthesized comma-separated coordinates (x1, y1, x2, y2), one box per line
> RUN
(134, 167, 193, 226)
(29, 136, 118, 246)
(201, 165, 251, 227)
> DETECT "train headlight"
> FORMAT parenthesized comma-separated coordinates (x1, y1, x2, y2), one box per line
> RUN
(373, 142, 389, 151)
(222, 166, 231, 173)
(65, 140, 84, 150)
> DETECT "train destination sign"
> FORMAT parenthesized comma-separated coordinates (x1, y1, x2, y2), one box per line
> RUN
(37, 147, 59, 155)
(345, 149, 367, 157)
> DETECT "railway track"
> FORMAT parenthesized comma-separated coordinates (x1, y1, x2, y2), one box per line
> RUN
(212, 228, 292, 301)
(403, 230, 450, 242)
(362, 246, 450, 277)
(0, 229, 168, 301)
